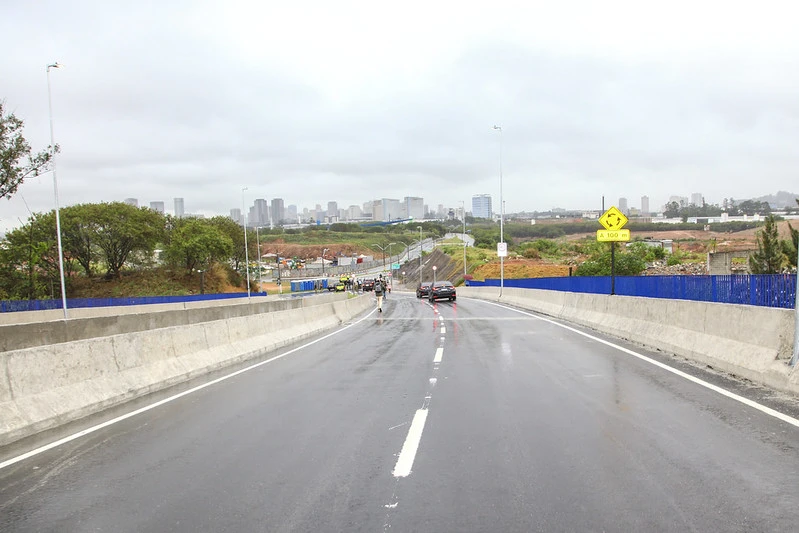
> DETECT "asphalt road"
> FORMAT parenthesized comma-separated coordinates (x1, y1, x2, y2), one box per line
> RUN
(2, 294, 799, 532)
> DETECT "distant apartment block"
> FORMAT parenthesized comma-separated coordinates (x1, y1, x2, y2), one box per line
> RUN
(472, 194, 492, 219)
(618, 197, 628, 214)
(271, 198, 285, 224)
(230, 208, 242, 225)
(174, 198, 185, 218)
(641, 196, 650, 215)
(287, 204, 298, 223)
(403, 197, 424, 220)
(149, 201, 164, 213)
(124, 198, 138, 207)
(691, 192, 703, 206)
(371, 198, 401, 221)
(327, 201, 338, 217)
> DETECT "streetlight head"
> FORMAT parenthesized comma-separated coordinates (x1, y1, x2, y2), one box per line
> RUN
(47, 62, 63, 70)
(493, 125, 502, 131)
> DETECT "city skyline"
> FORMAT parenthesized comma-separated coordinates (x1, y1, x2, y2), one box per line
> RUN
(101, 187, 788, 227)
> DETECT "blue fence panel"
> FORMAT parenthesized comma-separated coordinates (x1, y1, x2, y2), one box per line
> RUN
(467, 274, 797, 309)
(0, 291, 267, 313)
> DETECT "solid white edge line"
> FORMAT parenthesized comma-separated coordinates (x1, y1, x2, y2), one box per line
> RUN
(474, 299, 799, 429)
(392, 409, 429, 477)
(433, 347, 444, 364)
(0, 308, 379, 471)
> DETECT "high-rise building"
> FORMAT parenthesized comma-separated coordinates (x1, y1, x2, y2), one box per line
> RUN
(174, 198, 185, 218)
(691, 192, 703, 206)
(287, 204, 298, 223)
(618, 197, 629, 214)
(149, 201, 164, 213)
(254, 199, 269, 226)
(346, 205, 363, 220)
(327, 201, 338, 217)
(641, 196, 650, 215)
(403, 197, 424, 220)
(124, 198, 138, 207)
(370, 199, 401, 221)
(472, 194, 492, 219)
(372, 200, 383, 222)
(271, 198, 285, 224)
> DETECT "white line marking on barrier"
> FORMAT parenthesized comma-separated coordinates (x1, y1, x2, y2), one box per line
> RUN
(434, 347, 444, 364)
(0, 308, 379, 471)
(477, 300, 799, 429)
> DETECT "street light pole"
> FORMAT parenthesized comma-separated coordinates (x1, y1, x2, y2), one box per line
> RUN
(461, 200, 467, 279)
(433, 265, 437, 284)
(418, 226, 423, 286)
(322, 248, 329, 276)
(493, 125, 504, 296)
(256, 227, 262, 293)
(47, 62, 68, 319)
(242, 187, 251, 300)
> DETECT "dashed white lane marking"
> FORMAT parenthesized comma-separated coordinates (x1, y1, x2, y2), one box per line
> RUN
(433, 347, 444, 364)
(392, 409, 429, 477)
(0, 308, 380, 471)
(440, 327, 446, 334)
(478, 300, 799, 429)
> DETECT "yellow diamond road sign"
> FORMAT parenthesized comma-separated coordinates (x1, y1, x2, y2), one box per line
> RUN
(599, 206, 628, 231)
(597, 229, 631, 242)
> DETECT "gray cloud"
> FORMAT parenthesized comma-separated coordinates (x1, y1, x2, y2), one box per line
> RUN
(3, 1, 799, 231)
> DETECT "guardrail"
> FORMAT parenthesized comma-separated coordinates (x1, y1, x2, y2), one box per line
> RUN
(0, 292, 268, 313)
(467, 274, 797, 309)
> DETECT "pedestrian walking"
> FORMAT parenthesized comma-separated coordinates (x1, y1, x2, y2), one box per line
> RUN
(374, 276, 384, 312)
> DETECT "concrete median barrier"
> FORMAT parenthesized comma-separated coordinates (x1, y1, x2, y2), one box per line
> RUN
(460, 287, 798, 396)
(0, 293, 372, 448)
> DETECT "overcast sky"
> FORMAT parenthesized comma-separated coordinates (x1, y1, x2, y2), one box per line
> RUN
(2, 0, 799, 231)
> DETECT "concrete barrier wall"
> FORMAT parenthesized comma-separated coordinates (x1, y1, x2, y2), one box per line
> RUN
(0, 293, 344, 352)
(459, 287, 799, 396)
(0, 294, 372, 447)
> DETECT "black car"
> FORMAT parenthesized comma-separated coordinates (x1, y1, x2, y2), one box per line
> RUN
(428, 281, 456, 302)
(362, 279, 375, 291)
(416, 282, 432, 298)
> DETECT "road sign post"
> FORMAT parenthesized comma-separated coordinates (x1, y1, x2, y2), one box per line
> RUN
(597, 206, 631, 296)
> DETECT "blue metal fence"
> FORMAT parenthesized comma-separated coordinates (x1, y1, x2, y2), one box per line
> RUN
(466, 274, 797, 309)
(0, 291, 267, 313)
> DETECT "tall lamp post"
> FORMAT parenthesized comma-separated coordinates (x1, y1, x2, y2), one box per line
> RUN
(418, 226, 423, 286)
(493, 125, 504, 296)
(461, 200, 467, 279)
(432, 265, 437, 284)
(242, 187, 251, 300)
(47, 62, 68, 319)
(322, 248, 329, 276)
(255, 227, 263, 293)
(373, 242, 397, 272)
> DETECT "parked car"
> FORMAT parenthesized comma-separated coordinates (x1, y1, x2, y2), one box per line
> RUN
(416, 282, 432, 298)
(362, 279, 375, 291)
(428, 281, 456, 302)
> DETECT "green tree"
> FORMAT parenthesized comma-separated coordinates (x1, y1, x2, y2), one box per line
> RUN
(1, 102, 57, 200)
(663, 201, 681, 218)
(165, 218, 234, 272)
(749, 215, 785, 273)
(91, 202, 165, 277)
(206, 216, 251, 271)
(575, 243, 647, 276)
